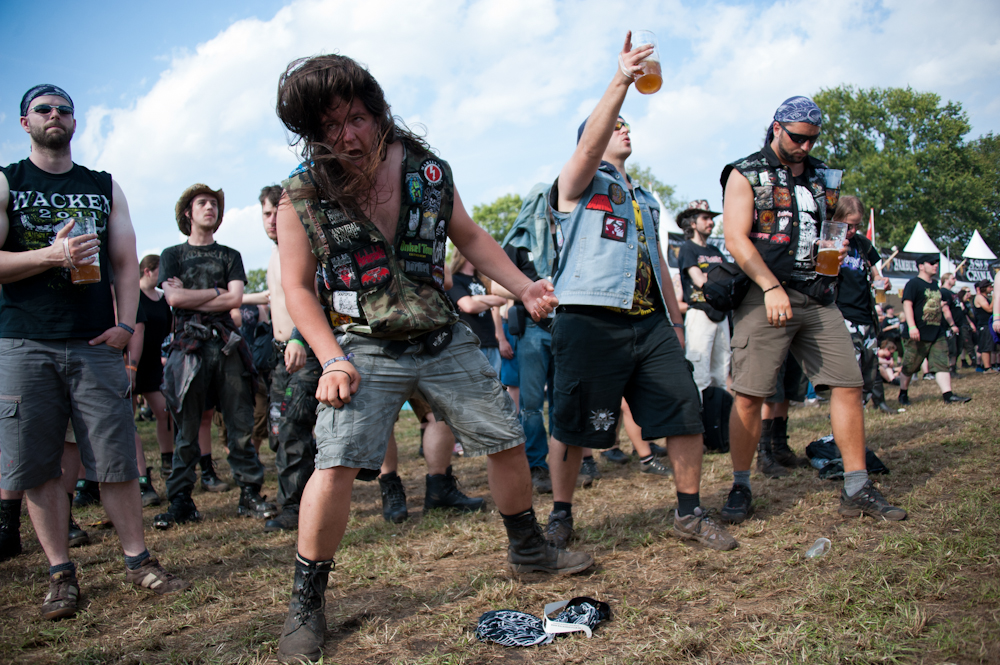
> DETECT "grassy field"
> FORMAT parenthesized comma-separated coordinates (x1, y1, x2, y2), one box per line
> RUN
(1, 372, 998, 664)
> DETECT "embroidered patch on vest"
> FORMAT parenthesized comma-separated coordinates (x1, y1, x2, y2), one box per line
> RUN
(419, 213, 437, 240)
(398, 239, 434, 262)
(777, 210, 793, 232)
(354, 244, 387, 270)
(754, 186, 773, 210)
(405, 173, 422, 204)
(758, 171, 773, 186)
(608, 183, 626, 205)
(333, 291, 361, 317)
(406, 207, 420, 236)
(330, 253, 358, 290)
(361, 266, 391, 287)
(585, 194, 614, 213)
(601, 214, 626, 241)
(774, 187, 791, 209)
(751, 232, 771, 240)
(421, 160, 444, 186)
(744, 171, 759, 186)
(422, 187, 443, 215)
(771, 233, 790, 244)
(758, 210, 776, 233)
(404, 261, 432, 278)
(435, 218, 447, 240)
(811, 182, 824, 197)
(327, 221, 362, 246)
(432, 265, 445, 287)
(776, 170, 789, 187)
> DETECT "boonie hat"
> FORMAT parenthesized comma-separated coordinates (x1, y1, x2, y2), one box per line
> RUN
(676, 199, 721, 224)
(175, 184, 225, 235)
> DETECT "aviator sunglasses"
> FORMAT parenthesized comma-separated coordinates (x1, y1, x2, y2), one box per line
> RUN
(31, 104, 75, 116)
(779, 122, 819, 145)
(615, 120, 630, 132)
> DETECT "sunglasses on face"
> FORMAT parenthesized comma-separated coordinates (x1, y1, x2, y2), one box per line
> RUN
(615, 120, 630, 132)
(780, 123, 819, 145)
(31, 104, 74, 116)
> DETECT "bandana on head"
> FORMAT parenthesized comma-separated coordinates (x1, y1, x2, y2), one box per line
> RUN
(20, 84, 74, 117)
(774, 96, 822, 126)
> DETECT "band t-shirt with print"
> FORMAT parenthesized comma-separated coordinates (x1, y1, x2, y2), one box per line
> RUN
(448, 272, 499, 348)
(158, 242, 247, 319)
(902, 276, 945, 342)
(836, 234, 880, 325)
(608, 199, 659, 317)
(678, 239, 727, 321)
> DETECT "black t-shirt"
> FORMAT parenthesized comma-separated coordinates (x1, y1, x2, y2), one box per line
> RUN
(678, 239, 727, 321)
(836, 234, 880, 325)
(0, 159, 116, 339)
(138, 290, 171, 376)
(902, 277, 945, 342)
(158, 242, 246, 319)
(447, 272, 498, 347)
(503, 244, 554, 332)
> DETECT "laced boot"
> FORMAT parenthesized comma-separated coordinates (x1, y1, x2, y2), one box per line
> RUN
(424, 466, 484, 513)
(378, 472, 409, 523)
(769, 417, 806, 468)
(139, 468, 161, 507)
(756, 420, 789, 478)
(277, 554, 334, 663)
(238, 485, 278, 519)
(153, 495, 202, 530)
(503, 508, 593, 575)
(0, 498, 22, 562)
(200, 456, 230, 493)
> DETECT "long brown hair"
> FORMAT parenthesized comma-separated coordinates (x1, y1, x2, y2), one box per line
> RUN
(832, 194, 865, 222)
(276, 54, 431, 216)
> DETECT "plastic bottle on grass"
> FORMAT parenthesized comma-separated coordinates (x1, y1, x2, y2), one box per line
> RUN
(805, 538, 831, 559)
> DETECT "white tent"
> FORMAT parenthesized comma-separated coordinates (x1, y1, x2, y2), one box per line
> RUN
(962, 229, 997, 260)
(902, 221, 939, 254)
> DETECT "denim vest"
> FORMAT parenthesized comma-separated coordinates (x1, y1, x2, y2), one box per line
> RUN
(549, 163, 666, 316)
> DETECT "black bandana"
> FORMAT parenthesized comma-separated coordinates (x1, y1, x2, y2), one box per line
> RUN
(20, 84, 74, 117)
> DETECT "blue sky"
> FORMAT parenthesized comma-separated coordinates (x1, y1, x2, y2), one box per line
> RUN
(3, 0, 999, 270)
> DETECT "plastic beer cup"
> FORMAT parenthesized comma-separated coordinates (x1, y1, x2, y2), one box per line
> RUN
(67, 216, 101, 285)
(815, 220, 847, 277)
(632, 31, 662, 95)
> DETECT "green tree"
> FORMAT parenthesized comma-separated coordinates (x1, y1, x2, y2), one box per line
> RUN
(969, 132, 1000, 249)
(811, 85, 991, 254)
(627, 163, 682, 213)
(245, 268, 267, 294)
(472, 193, 523, 242)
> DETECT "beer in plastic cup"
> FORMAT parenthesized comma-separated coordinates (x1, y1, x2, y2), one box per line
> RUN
(815, 220, 847, 277)
(875, 278, 888, 304)
(632, 31, 662, 95)
(67, 216, 101, 285)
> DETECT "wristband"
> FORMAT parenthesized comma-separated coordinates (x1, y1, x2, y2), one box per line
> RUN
(117, 322, 135, 335)
(322, 354, 354, 371)
(288, 339, 305, 348)
(214, 287, 221, 296)
(62, 238, 76, 269)
(125, 365, 138, 371)
(290, 327, 306, 344)
(672, 323, 684, 329)
(763, 284, 781, 294)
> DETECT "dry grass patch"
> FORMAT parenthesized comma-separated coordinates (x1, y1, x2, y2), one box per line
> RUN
(1, 374, 999, 663)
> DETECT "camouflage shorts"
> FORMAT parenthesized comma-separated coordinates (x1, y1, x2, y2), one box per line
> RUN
(901, 336, 950, 376)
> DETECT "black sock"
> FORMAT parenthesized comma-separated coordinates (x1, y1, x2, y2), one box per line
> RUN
(199, 454, 213, 473)
(49, 561, 75, 577)
(295, 552, 334, 568)
(124, 549, 150, 570)
(553, 501, 572, 518)
(639, 454, 654, 464)
(499, 507, 534, 524)
(676, 492, 700, 517)
(161, 452, 173, 469)
(942, 391, 953, 401)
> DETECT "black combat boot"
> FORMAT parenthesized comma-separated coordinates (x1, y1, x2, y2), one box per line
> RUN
(503, 508, 593, 575)
(769, 416, 806, 467)
(424, 466, 485, 513)
(756, 419, 789, 478)
(378, 472, 409, 523)
(238, 485, 278, 519)
(277, 554, 334, 663)
(0, 498, 22, 562)
(153, 494, 202, 530)
(73, 479, 100, 508)
(200, 455, 230, 493)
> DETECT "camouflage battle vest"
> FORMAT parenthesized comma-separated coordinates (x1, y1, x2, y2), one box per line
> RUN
(721, 147, 841, 303)
(283, 144, 458, 339)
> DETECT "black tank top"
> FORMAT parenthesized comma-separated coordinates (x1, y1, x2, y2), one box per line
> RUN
(975, 298, 993, 328)
(1, 159, 115, 339)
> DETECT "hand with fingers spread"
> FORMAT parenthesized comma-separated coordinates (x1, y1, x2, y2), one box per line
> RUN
(617, 30, 655, 85)
(765, 285, 792, 328)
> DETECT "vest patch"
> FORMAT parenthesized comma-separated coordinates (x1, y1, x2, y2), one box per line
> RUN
(334, 291, 361, 317)
(361, 266, 391, 287)
(751, 232, 771, 240)
(398, 239, 434, 262)
(419, 213, 436, 240)
(330, 253, 357, 289)
(608, 183, 626, 205)
(601, 214, 626, 241)
(585, 194, 614, 213)
(406, 173, 422, 204)
(422, 187, 442, 215)
(775, 187, 791, 209)
(758, 171, 773, 186)
(433, 266, 445, 287)
(754, 186, 773, 210)
(354, 244, 387, 269)
(329, 222, 361, 245)
(759, 210, 776, 233)
(406, 207, 420, 235)
(421, 159, 444, 186)
(744, 171, 759, 186)
(405, 260, 432, 277)
(771, 233, 790, 244)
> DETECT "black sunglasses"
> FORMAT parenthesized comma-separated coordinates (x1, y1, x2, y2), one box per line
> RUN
(31, 104, 74, 116)
(779, 122, 819, 145)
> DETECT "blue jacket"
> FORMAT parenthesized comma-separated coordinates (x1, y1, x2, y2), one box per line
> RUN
(500, 182, 556, 280)
(549, 162, 666, 315)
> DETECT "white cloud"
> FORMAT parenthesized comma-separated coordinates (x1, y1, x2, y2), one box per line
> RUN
(64, 0, 1000, 271)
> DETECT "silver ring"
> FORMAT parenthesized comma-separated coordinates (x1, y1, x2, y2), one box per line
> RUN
(778, 313, 786, 317)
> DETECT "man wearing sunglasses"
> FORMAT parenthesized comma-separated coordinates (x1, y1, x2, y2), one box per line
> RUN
(721, 95, 907, 524)
(0, 84, 189, 620)
(545, 33, 736, 553)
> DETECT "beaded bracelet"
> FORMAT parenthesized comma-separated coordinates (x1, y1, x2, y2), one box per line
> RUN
(321, 354, 354, 371)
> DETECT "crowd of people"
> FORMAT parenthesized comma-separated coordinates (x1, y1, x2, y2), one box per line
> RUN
(1, 32, 999, 664)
